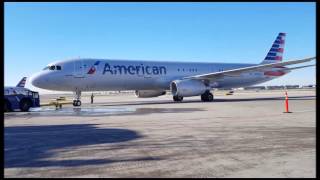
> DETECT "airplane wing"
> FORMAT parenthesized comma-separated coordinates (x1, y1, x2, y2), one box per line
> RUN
(286, 64, 315, 70)
(184, 57, 316, 80)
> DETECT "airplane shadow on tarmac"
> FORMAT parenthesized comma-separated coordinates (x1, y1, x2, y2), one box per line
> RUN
(99, 95, 315, 107)
(4, 124, 160, 168)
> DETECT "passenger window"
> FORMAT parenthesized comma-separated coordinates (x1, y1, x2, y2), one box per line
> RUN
(57, 66, 61, 70)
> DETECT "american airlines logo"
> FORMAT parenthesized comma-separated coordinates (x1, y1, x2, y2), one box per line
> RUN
(103, 63, 167, 75)
(87, 61, 100, 74)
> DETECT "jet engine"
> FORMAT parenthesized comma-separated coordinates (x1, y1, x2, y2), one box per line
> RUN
(171, 79, 209, 97)
(135, 90, 166, 98)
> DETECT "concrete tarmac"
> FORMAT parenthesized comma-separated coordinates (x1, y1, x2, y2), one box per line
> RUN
(4, 89, 316, 177)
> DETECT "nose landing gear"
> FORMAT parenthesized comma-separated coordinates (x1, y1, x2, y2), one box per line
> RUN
(73, 90, 82, 106)
(73, 100, 81, 106)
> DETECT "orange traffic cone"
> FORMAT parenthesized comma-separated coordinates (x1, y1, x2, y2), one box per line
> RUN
(283, 91, 292, 113)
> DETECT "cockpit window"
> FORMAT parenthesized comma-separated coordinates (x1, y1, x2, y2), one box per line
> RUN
(43, 65, 61, 70)
(49, 66, 55, 70)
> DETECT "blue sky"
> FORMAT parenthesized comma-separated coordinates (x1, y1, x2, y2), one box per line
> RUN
(4, 2, 316, 91)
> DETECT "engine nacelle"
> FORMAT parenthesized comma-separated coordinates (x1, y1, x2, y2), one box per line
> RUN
(171, 79, 209, 97)
(135, 90, 166, 98)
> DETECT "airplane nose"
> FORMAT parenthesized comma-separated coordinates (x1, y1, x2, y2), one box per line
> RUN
(30, 73, 44, 88)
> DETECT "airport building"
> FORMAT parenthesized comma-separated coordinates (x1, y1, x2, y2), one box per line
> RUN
(266, 85, 285, 90)
(285, 85, 300, 89)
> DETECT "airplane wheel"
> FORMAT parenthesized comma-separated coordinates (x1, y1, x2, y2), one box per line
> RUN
(201, 94, 208, 101)
(73, 100, 81, 106)
(201, 92, 214, 102)
(173, 95, 183, 102)
(207, 93, 214, 102)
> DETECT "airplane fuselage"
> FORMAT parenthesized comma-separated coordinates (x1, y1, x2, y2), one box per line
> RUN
(30, 58, 285, 92)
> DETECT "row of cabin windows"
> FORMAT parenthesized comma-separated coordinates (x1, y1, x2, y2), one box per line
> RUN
(177, 68, 198, 72)
(177, 68, 224, 73)
(43, 66, 221, 72)
(43, 65, 62, 70)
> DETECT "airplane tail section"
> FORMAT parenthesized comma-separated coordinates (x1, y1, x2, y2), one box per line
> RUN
(261, 32, 286, 64)
(16, 77, 27, 87)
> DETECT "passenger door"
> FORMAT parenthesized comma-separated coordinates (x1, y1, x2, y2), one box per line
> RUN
(73, 60, 85, 78)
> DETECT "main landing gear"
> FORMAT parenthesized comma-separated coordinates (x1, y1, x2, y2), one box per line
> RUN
(173, 95, 183, 102)
(201, 90, 214, 102)
(73, 90, 82, 106)
(172, 90, 214, 102)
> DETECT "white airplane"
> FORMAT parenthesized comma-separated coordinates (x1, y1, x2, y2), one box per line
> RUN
(30, 33, 315, 106)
